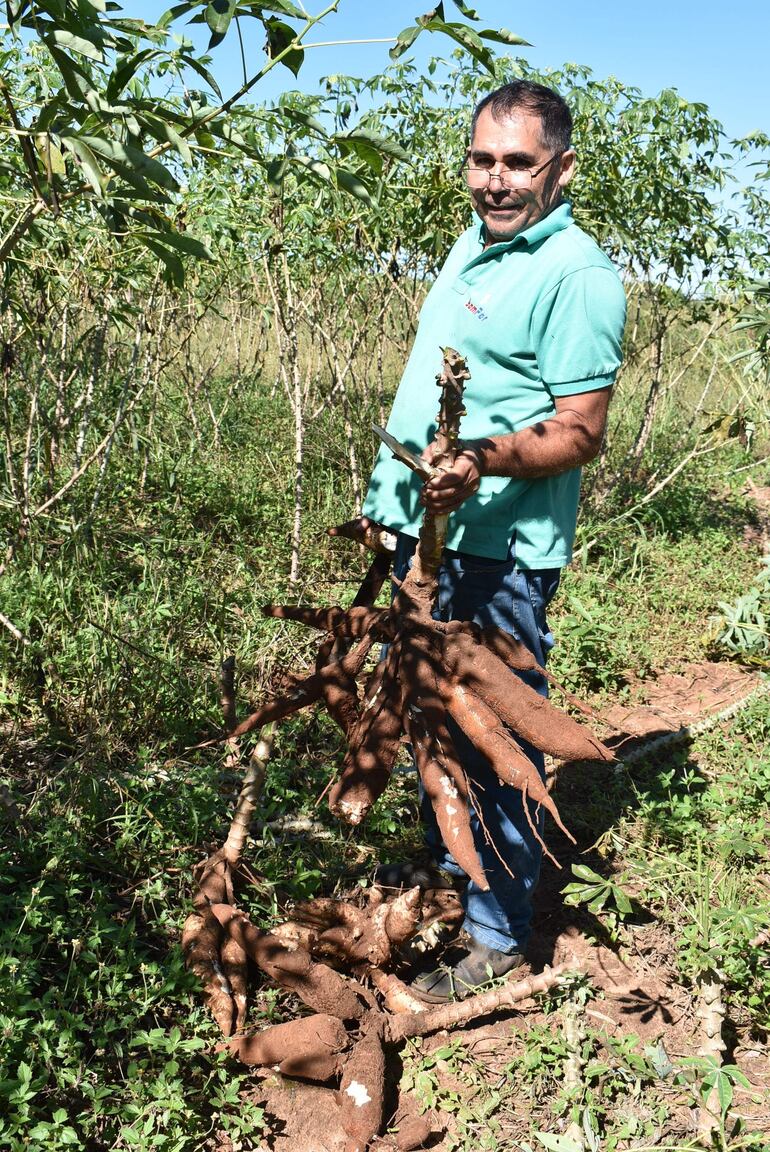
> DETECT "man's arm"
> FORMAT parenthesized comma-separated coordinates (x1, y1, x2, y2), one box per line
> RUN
(420, 387, 612, 516)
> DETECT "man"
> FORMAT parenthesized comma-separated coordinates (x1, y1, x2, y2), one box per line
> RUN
(359, 80, 626, 1001)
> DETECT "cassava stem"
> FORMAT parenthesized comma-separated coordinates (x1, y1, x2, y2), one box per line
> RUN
(386, 961, 582, 1041)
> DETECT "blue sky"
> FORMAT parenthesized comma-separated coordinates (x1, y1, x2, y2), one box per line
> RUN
(143, 0, 769, 143)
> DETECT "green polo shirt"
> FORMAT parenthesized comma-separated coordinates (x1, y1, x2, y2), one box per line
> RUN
(362, 202, 626, 567)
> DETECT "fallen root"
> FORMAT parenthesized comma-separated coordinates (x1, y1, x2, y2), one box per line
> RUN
(210, 903, 369, 1020)
(339, 1015, 387, 1152)
(181, 706, 274, 1036)
(208, 884, 583, 1149)
(391, 1116, 436, 1151)
(180, 908, 232, 1035)
(285, 887, 422, 971)
(222, 1013, 350, 1080)
(368, 968, 428, 1016)
(183, 552, 400, 1038)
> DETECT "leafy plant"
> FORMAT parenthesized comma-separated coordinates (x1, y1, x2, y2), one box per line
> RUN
(549, 589, 636, 693)
(400, 1037, 508, 1152)
(710, 556, 770, 666)
(561, 864, 637, 940)
(676, 1056, 753, 1145)
(730, 279, 770, 386)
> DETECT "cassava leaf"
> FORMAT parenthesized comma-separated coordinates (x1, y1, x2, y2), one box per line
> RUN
(78, 136, 180, 191)
(139, 236, 185, 286)
(97, 155, 171, 202)
(46, 44, 91, 102)
(50, 29, 105, 63)
(238, 0, 305, 14)
(106, 49, 158, 100)
(419, 19, 494, 72)
(272, 106, 325, 136)
(140, 229, 213, 260)
(265, 18, 304, 76)
(716, 1069, 733, 1114)
(291, 155, 332, 185)
(336, 137, 383, 175)
(393, 15, 501, 71)
(179, 53, 223, 99)
(389, 24, 421, 60)
(34, 94, 72, 134)
(205, 0, 236, 47)
(450, 0, 479, 16)
(36, 137, 67, 176)
(60, 136, 104, 196)
(613, 888, 634, 915)
(141, 116, 193, 165)
(334, 127, 410, 167)
(570, 864, 604, 884)
(159, 2, 196, 27)
(478, 27, 532, 47)
(335, 167, 374, 206)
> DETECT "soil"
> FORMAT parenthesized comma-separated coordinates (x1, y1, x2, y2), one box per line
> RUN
(602, 660, 763, 759)
(741, 480, 770, 553)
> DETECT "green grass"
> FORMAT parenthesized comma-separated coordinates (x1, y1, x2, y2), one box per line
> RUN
(550, 459, 761, 692)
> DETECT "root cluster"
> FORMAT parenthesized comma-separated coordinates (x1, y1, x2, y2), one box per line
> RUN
(202, 883, 579, 1152)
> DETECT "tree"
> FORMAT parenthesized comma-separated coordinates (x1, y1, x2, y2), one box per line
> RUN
(0, 1, 526, 269)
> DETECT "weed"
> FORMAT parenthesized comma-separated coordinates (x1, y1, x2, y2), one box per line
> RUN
(513, 1024, 672, 1151)
(612, 699, 770, 1029)
(561, 863, 638, 942)
(709, 556, 770, 668)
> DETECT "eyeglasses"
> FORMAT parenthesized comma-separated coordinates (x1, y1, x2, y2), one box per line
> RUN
(462, 151, 563, 190)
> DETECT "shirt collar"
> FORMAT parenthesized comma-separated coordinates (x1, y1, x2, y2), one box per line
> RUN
(475, 200, 573, 252)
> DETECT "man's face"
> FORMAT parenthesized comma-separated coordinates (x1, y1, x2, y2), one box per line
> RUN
(468, 106, 575, 246)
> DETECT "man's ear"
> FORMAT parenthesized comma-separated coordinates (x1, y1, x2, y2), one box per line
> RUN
(558, 149, 576, 189)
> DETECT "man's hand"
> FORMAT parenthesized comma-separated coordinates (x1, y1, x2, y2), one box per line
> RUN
(418, 388, 612, 516)
(420, 443, 484, 515)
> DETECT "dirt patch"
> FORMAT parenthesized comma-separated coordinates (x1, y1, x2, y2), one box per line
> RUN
(242, 1071, 349, 1152)
(549, 924, 691, 1046)
(602, 660, 763, 758)
(742, 480, 770, 553)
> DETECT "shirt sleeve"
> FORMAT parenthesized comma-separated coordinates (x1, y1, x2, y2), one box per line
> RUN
(531, 265, 627, 396)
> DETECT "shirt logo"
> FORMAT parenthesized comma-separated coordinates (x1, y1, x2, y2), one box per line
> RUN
(465, 297, 489, 321)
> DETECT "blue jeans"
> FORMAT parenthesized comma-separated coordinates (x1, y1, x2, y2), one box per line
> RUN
(393, 534, 561, 955)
